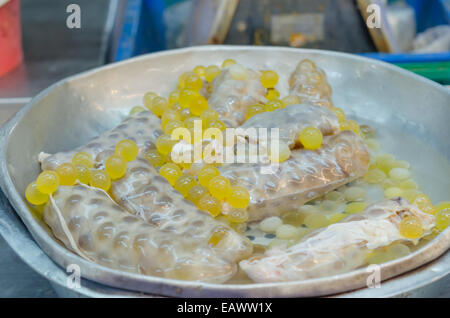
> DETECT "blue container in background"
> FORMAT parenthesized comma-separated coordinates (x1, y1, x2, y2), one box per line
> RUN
(362, 0, 450, 63)
(114, 0, 166, 61)
(114, 0, 449, 83)
(407, 0, 449, 32)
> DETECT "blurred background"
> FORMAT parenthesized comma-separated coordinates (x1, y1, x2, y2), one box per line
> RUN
(0, 0, 449, 297)
(0, 0, 449, 102)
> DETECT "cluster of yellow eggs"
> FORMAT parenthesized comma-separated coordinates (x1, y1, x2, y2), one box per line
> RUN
(130, 60, 254, 224)
(25, 139, 139, 206)
(360, 142, 450, 237)
(27, 58, 449, 247)
(364, 154, 422, 202)
(258, 147, 449, 249)
(158, 162, 250, 223)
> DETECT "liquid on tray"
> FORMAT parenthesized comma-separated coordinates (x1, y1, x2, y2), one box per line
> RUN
(24, 58, 449, 284)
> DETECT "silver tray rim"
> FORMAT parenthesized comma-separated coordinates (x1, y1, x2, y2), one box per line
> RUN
(0, 45, 449, 297)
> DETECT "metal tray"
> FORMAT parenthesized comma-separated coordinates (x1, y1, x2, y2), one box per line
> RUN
(0, 46, 449, 297)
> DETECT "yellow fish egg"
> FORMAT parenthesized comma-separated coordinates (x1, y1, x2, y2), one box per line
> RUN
(226, 208, 249, 224)
(205, 65, 221, 83)
(299, 126, 323, 150)
(161, 109, 182, 128)
(329, 213, 347, 224)
(399, 215, 423, 239)
(56, 163, 77, 186)
(193, 65, 206, 77)
(159, 163, 182, 186)
(190, 95, 209, 116)
(168, 90, 180, 106)
(198, 194, 221, 217)
(364, 168, 387, 184)
(179, 88, 199, 109)
(72, 152, 93, 168)
(208, 175, 231, 200)
(227, 186, 250, 209)
(264, 99, 284, 112)
(105, 154, 127, 180)
(345, 202, 367, 214)
(330, 107, 346, 123)
(115, 139, 139, 162)
(246, 104, 265, 119)
(198, 165, 220, 187)
(174, 174, 197, 197)
(155, 135, 176, 156)
(143, 92, 158, 109)
(260, 70, 279, 88)
(129, 106, 146, 115)
(265, 88, 280, 100)
(186, 185, 208, 205)
(25, 181, 49, 205)
(148, 96, 168, 117)
(206, 119, 226, 131)
(221, 59, 236, 69)
(36, 170, 60, 194)
(184, 73, 203, 91)
(303, 213, 329, 229)
(90, 170, 111, 192)
(163, 120, 185, 135)
(144, 149, 166, 167)
(208, 227, 229, 246)
(436, 208, 450, 231)
(74, 164, 92, 184)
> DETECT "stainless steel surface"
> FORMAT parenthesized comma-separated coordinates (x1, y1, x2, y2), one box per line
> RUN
(0, 98, 57, 297)
(0, 186, 448, 298)
(338, 252, 450, 298)
(0, 46, 449, 297)
(0, 198, 56, 297)
(0, 98, 29, 126)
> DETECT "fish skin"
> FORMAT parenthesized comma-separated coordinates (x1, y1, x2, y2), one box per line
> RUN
(220, 130, 370, 221)
(240, 197, 436, 283)
(39, 111, 162, 171)
(289, 59, 334, 108)
(110, 158, 253, 264)
(208, 67, 266, 128)
(239, 103, 340, 148)
(44, 184, 251, 283)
